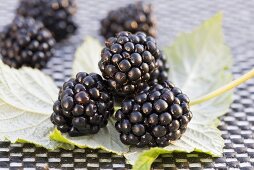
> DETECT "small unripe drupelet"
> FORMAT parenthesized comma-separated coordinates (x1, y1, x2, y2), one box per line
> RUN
(51, 72, 114, 137)
(114, 81, 192, 147)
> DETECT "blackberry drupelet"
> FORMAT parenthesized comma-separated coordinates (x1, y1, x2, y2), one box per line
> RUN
(51, 72, 114, 137)
(100, 1, 156, 39)
(149, 51, 170, 85)
(98, 31, 160, 96)
(16, 0, 77, 41)
(114, 81, 192, 147)
(0, 16, 55, 69)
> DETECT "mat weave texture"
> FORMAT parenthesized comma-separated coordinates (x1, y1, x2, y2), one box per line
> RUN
(0, 0, 254, 169)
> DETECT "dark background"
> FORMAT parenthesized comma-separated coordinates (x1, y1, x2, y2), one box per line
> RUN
(0, 0, 254, 169)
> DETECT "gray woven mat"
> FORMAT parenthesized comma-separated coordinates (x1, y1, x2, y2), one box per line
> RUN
(0, 0, 254, 169)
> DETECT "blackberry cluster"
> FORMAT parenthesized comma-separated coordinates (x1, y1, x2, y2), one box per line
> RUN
(114, 81, 192, 147)
(50, 72, 114, 137)
(16, 0, 77, 41)
(100, 1, 156, 39)
(0, 16, 55, 69)
(149, 51, 170, 85)
(98, 31, 160, 96)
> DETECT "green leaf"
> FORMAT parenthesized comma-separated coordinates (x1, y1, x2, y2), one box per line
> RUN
(129, 13, 233, 170)
(126, 148, 170, 170)
(50, 119, 129, 154)
(72, 36, 102, 76)
(165, 13, 232, 100)
(51, 38, 129, 155)
(0, 61, 73, 150)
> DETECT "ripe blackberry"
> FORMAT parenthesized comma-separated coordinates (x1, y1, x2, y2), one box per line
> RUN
(100, 1, 156, 39)
(50, 72, 114, 137)
(16, 0, 77, 41)
(114, 81, 192, 147)
(98, 31, 160, 96)
(0, 16, 55, 69)
(149, 51, 170, 85)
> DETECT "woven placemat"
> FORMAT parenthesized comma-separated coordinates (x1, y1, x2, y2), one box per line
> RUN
(0, 0, 254, 169)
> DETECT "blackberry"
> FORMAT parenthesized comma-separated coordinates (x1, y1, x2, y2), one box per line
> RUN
(114, 81, 192, 147)
(100, 1, 156, 39)
(16, 0, 77, 41)
(149, 51, 170, 85)
(98, 31, 160, 96)
(0, 16, 55, 69)
(50, 72, 114, 136)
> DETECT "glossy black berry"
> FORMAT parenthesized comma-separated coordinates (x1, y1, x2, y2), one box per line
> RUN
(149, 51, 170, 85)
(0, 16, 55, 69)
(170, 104, 183, 118)
(148, 113, 158, 125)
(168, 120, 180, 131)
(120, 119, 131, 134)
(160, 112, 171, 124)
(152, 125, 167, 137)
(154, 99, 168, 113)
(130, 111, 143, 123)
(115, 110, 125, 121)
(53, 100, 61, 114)
(114, 81, 192, 147)
(75, 91, 90, 105)
(99, 31, 161, 96)
(120, 134, 129, 145)
(61, 96, 74, 111)
(132, 124, 145, 136)
(100, 2, 156, 39)
(72, 104, 84, 116)
(142, 102, 153, 114)
(16, 0, 77, 41)
(51, 72, 114, 136)
(128, 134, 139, 145)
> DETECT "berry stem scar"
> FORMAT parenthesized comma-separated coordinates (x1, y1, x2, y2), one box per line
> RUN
(190, 68, 254, 106)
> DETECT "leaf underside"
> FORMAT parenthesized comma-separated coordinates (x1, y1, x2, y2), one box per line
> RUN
(0, 62, 72, 150)
(0, 12, 234, 170)
(50, 119, 129, 154)
(130, 13, 233, 170)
